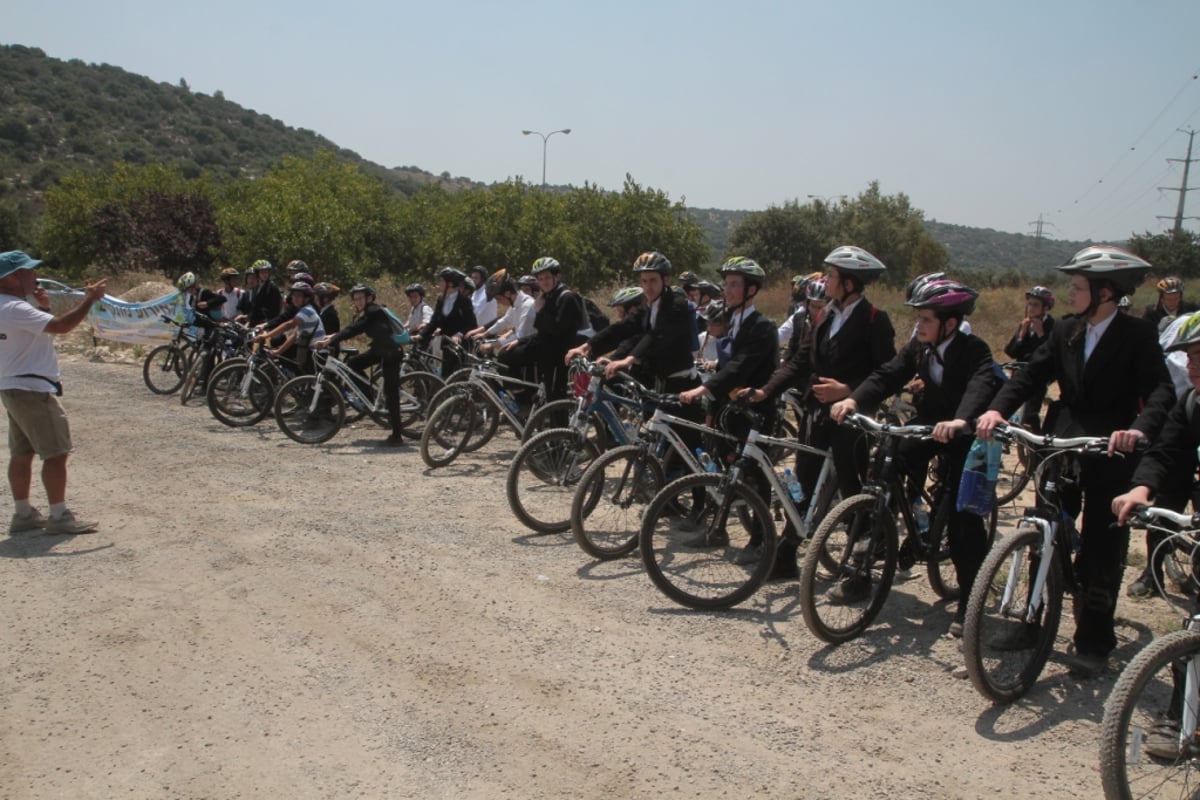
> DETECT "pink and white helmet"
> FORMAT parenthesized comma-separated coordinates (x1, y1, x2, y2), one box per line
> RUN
(905, 279, 978, 318)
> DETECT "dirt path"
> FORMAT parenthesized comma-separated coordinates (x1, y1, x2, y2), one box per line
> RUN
(0, 356, 1166, 798)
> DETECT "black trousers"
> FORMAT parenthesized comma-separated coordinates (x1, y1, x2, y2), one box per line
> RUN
(347, 348, 404, 437)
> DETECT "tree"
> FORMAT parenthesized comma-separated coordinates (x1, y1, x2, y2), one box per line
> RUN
(38, 161, 220, 277)
(1127, 229, 1200, 279)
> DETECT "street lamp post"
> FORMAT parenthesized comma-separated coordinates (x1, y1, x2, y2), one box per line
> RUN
(522, 128, 571, 188)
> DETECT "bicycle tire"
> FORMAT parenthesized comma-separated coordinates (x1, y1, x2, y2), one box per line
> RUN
(206, 359, 276, 427)
(570, 445, 666, 560)
(962, 527, 1064, 703)
(178, 350, 207, 406)
(638, 472, 777, 610)
(420, 393, 478, 468)
(995, 439, 1033, 507)
(925, 496, 1000, 601)
(799, 493, 899, 644)
(142, 344, 188, 395)
(273, 375, 345, 444)
(522, 398, 580, 442)
(506, 428, 601, 534)
(460, 385, 501, 451)
(1099, 628, 1200, 800)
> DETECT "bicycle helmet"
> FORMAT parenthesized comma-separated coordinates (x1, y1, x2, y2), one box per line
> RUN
(1057, 245, 1151, 295)
(436, 266, 467, 284)
(220, 267, 239, 279)
(823, 245, 887, 282)
(286, 259, 308, 273)
(905, 279, 979, 318)
(607, 286, 644, 308)
(349, 283, 376, 299)
(485, 269, 517, 301)
(701, 299, 730, 324)
(791, 274, 805, 286)
(289, 281, 314, 296)
(176, 272, 197, 291)
(696, 280, 722, 300)
(1025, 285, 1056, 310)
(1166, 312, 1200, 352)
(463, 276, 476, 293)
(1158, 276, 1185, 294)
(633, 251, 672, 275)
(313, 282, 340, 299)
(805, 278, 828, 302)
(904, 271, 947, 303)
(291, 272, 314, 286)
(404, 283, 426, 297)
(251, 259, 273, 272)
(677, 270, 699, 288)
(517, 274, 539, 288)
(531, 257, 561, 275)
(718, 257, 766, 288)
(468, 265, 488, 281)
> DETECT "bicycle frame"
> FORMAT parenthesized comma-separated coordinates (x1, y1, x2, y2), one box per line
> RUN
(452, 361, 547, 434)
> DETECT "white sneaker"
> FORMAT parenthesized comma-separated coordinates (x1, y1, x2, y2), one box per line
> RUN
(9, 508, 47, 534)
(45, 510, 99, 535)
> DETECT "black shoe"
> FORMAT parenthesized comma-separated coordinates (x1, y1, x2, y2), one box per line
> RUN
(829, 576, 870, 604)
(767, 561, 800, 582)
(1065, 647, 1107, 679)
(677, 509, 708, 532)
(732, 543, 762, 565)
(1127, 574, 1164, 598)
(377, 433, 407, 447)
(681, 528, 730, 549)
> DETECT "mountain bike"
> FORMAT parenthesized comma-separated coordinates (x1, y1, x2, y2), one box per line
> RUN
(569, 396, 738, 560)
(205, 341, 299, 427)
(272, 348, 443, 444)
(179, 321, 248, 406)
(797, 413, 999, 642)
(1099, 504, 1200, 800)
(961, 423, 1123, 703)
(504, 359, 647, 535)
(637, 402, 840, 610)
(142, 315, 202, 395)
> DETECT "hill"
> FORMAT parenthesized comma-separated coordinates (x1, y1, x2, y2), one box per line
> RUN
(0, 43, 1102, 274)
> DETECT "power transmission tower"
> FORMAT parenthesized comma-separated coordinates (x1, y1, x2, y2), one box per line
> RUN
(1028, 213, 1056, 244)
(1157, 128, 1200, 236)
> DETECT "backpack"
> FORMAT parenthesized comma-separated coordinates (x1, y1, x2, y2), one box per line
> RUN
(382, 305, 411, 345)
(583, 297, 610, 332)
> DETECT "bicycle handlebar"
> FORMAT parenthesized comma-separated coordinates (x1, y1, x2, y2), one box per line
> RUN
(1128, 504, 1200, 530)
(993, 423, 1129, 453)
(840, 411, 933, 438)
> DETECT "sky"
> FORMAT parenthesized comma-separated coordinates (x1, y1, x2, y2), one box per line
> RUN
(9, 0, 1200, 243)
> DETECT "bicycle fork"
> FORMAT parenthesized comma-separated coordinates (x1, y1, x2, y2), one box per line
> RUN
(1003, 516, 1055, 624)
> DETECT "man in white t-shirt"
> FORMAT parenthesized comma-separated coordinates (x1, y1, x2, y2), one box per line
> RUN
(0, 251, 106, 535)
(466, 270, 535, 353)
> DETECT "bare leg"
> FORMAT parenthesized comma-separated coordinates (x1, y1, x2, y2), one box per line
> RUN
(8, 453, 33, 502)
(41, 453, 68, 505)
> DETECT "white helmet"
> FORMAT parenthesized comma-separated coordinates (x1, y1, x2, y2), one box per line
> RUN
(1057, 245, 1151, 295)
(823, 245, 887, 281)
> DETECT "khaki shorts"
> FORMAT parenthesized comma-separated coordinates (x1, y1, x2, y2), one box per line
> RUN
(1, 389, 72, 459)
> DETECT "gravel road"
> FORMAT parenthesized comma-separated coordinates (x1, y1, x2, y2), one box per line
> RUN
(0, 355, 1166, 799)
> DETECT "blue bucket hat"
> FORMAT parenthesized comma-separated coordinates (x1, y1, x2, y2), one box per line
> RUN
(0, 251, 42, 279)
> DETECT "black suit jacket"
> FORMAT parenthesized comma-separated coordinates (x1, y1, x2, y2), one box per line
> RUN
(853, 333, 1001, 423)
(704, 309, 779, 400)
(422, 292, 477, 341)
(587, 289, 696, 382)
(990, 311, 1174, 438)
(760, 298, 896, 401)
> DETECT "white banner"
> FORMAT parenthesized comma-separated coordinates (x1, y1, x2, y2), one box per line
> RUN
(87, 291, 193, 345)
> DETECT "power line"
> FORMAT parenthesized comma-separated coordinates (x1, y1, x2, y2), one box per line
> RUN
(1156, 128, 1200, 235)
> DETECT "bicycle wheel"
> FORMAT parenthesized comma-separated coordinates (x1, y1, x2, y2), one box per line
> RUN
(206, 359, 275, 427)
(420, 393, 479, 468)
(460, 386, 501, 452)
(925, 496, 1000, 601)
(1100, 629, 1200, 800)
(799, 493, 898, 644)
(571, 445, 666, 560)
(522, 398, 580, 442)
(506, 428, 601, 534)
(638, 472, 776, 610)
(178, 349, 207, 406)
(143, 344, 187, 395)
(962, 527, 1064, 703)
(995, 440, 1033, 507)
(273, 375, 345, 444)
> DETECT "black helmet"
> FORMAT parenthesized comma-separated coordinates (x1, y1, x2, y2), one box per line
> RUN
(677, 270, 699, 288)
(437, 266, 467, 285)
(632, 251, 672, 275)
(313, 282, 340, 299)
(695, 280, 722, 300)
(719, 257, 766, 288)
(286, 259, 308, 273)
(350, 283, 376, 299)
(485, 269, 517, 301)
(468, 265, 489, 282)
(404, 283, 426, 298)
